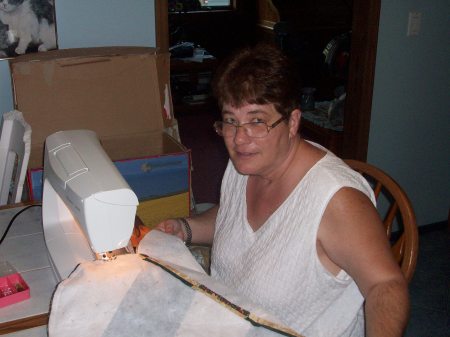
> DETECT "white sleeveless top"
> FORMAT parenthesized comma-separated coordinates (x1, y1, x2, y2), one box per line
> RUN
(211, 149, 376, 337)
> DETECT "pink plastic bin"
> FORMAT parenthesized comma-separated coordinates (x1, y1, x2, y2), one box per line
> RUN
(0, 272, 30, 308)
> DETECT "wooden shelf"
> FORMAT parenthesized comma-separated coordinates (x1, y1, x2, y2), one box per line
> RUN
(173, 98, 218, 116)
(171, 57, 218, 73)
(171, 57, 219, 116)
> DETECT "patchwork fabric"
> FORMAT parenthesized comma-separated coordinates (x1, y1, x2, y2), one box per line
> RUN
(48, 231, 302, 337)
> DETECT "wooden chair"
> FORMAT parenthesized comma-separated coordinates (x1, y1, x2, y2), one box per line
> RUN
(344, 159, 419, 283)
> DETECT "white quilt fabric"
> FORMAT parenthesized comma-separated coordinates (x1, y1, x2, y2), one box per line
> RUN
(48, 231, 300, 337)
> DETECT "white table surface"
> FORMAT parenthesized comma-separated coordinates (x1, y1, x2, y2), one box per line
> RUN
(0, 204, 58, 336)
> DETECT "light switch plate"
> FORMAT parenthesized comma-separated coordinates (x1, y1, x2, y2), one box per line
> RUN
(407, 11, 422, 36)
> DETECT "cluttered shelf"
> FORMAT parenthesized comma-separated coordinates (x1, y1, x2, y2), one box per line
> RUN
(170, 51, 219, 116)
(300, 101, 344, 156)
(171, 55, 218, 73)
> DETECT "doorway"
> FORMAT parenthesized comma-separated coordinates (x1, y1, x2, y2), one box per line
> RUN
(155, 0, 381, 161)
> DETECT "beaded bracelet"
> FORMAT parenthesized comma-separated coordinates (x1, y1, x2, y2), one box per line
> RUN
(178, 217, 192, 247)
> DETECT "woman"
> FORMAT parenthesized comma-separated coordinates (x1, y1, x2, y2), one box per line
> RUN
(156, 43, 408, 337)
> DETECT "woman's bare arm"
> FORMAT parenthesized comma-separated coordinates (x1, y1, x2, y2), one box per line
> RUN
(318, 188, 409, 337)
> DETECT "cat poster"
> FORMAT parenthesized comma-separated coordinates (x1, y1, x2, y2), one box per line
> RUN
(0, 0, 57, 58)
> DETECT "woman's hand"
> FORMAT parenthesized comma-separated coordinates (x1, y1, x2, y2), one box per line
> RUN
(154, 205, 219, 246)
(155, 218, 186, 242)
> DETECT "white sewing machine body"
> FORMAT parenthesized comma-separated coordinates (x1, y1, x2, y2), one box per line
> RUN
(42, 130, 138, 280)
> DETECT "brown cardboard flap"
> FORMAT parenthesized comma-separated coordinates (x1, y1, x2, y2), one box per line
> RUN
(10, 47, 175, 168)
(155, 51, 173, 120)
(27, 131, 188, 169)
(10, 46, 160, 64)
(101, 131, 188, 161)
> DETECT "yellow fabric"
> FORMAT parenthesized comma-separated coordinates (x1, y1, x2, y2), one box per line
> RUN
(136, 192, 189, 229)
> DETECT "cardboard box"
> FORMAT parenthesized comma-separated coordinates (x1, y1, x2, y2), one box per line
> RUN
(27, 155, 191, 227)
(10, 47, 191, 226)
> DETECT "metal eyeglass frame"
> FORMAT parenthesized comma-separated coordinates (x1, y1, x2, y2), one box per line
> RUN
(213, 116, 287, 138)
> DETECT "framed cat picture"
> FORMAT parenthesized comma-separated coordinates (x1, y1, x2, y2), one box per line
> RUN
(0, 0, 57, 58)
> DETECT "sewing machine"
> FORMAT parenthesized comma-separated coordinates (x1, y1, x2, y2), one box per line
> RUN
(42, 130, 139, 280)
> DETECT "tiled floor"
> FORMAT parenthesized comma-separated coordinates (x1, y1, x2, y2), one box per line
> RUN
(404, 223, 450, 337)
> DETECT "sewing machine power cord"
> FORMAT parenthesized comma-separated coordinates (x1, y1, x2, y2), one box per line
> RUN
(0, 204, 42, 246)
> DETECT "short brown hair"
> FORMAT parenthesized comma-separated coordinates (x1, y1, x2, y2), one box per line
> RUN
(212, 43, 300, 118)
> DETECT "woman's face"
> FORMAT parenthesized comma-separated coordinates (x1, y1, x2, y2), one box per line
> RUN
(221, 102, 298, 177)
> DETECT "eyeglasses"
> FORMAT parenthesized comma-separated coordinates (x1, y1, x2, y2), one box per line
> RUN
(213, 116, 286, 138)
